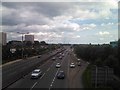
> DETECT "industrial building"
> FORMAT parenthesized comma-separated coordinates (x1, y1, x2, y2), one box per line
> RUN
(25, 35, 34, 43)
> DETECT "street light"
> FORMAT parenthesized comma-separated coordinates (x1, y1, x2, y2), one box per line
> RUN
(17, 32, 29, 59)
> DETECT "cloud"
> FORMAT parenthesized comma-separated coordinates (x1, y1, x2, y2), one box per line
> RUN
(98, 31, 110, 36)
(2, 2, 118, 44)
(2, 4, 53, 26)
(75, 35, 80, 38)
(2, 0, 119, 2)
(2, 2, 118, 26)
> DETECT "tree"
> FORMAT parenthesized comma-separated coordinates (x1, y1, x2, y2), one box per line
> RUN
(25, 41, 33, 47)
(94, 58, 103, 66)
(34, 41, 39, 46)
(103, 55, 119, 68)
(40, 41, 47, 45)
(118, 39, 120, 64)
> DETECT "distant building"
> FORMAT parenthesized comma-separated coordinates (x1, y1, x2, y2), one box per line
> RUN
(0, 32, 7, 45)
(110, 41, 118, 47)
(25, 35, 34, 43)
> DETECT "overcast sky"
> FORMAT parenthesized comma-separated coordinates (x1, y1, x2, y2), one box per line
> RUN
(1, 0, 119, 44)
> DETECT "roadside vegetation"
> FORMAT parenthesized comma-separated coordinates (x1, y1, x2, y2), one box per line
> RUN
(74, 39, 119, 77)
(82, 64, 92, 88)
(74, 39, 120, 88)
(2, 41, 60, 64)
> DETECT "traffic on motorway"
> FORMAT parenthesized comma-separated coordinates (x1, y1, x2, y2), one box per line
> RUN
(3, 46, 88, 89)
(31, 52, 81, 79)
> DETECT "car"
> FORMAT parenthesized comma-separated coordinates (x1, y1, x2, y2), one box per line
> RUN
(59, 53, 62, 55)
(52, 57, 56, 60)
(70, 63, 75, 68)
(77, 58, 81, 62)
(57, 71, 65, 79)
(56, 63, 61, 68)
(59, 56, 62, 59)
(78, 62, 81, 66)
(31, 69, 42, 79)
(38, 55, 41, 58)
(62, 54, 64, 57)
(74, 54, 76, 56)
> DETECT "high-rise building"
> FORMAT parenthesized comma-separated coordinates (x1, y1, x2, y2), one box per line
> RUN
(0, 32, 7, 45)
(25, 35, 34, 43)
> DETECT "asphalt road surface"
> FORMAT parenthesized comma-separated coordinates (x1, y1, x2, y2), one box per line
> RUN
(4, 46, 88, 89)
(2, 47, 64, 89)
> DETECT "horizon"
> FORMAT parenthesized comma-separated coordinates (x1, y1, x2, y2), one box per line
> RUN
(1, 1, 118, 44)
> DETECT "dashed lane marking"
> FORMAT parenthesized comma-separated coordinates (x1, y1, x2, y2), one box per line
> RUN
(30, 82, 38, 90)
(30, 73, 45, 90)
(40, 73, 45, 79)
(49, 68, 60, 89)
(47, 68, 50, 72)
(49, 54, 66, 89)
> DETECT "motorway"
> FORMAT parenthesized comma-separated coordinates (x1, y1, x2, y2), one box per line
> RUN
(2, 47, 63, 89)
(3, 46, 88, 89)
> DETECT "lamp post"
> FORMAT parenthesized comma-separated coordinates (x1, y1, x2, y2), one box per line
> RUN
(17, 32, 29, 59)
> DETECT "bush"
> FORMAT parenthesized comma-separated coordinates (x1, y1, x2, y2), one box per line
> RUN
(74, 44, 119, 77)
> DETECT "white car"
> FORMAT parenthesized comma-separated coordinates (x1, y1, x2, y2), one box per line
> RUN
(59, 56, 62, 59)
(59, 53, 62, 55)
(70, 63, 75, 68)
(56, 63, 61, 68)
(31, 69, 42, 79)
(77, 59, 81, 62)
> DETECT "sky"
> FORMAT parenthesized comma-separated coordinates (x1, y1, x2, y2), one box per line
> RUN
(1, 0, 119, 44)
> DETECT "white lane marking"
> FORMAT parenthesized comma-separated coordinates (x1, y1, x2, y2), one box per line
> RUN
(30, 58, 55, 89)
(47, 67, 50, 72)
(30, 57, 57, 89)
(30, 73, 45, 90)
(49, 54, 66, 89)
(44, 56, 57, 72)
(30, 82, 38, 90)
(26, 57, 54, 81)
(40, 73, 45, 79)
(49, 68, 60, 89)
(39, 59, 51, 68)
(47, 61, 55, 72)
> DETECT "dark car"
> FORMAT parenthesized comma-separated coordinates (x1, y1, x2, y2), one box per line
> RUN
(38, 55, 42, 58)
(57, 71, 65, 79)
(52, 57, 56, 60)
(78, 62, 81, 66)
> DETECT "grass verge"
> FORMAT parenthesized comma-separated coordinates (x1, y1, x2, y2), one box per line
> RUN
(82, 64, 92, 88)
